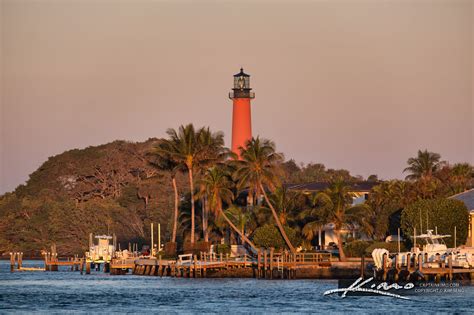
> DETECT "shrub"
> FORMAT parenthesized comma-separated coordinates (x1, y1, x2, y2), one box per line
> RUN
(163, 242, 177, 258)
(252, 224, 301, 250)
(343, 240, 371, 257)
(183, 241, 210, 256)
(215, 244, 230, 255)
(365, 241, 407, 255)
(401, 198, 469, 248)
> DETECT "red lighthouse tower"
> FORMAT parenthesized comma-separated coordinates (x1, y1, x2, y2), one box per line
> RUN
(229, 68, 255, 158)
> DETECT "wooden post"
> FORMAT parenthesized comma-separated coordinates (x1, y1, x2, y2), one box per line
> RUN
(159, 255, 162, 277)
(203, 253, 207, 278)
(414, 227, 417, 251)
(293, 252, 297, 279)
(158, 223, 161, 254)
(151, 222, 154, 257)
(17, 252, 23, 270)
(269, 248, 274, 279)
(454, 226, 457, 248)
(10, 252, 15, 272)
(418, 254, 423, 273)
(397, 228, 401, 254)
(193, 255, 198, 278)
(382, 253, 388, 281)
(86, 261, 91, 275)
(448, 254, 453, 281)
(257, 250, 261, 279)
(263, 250, 268, 279)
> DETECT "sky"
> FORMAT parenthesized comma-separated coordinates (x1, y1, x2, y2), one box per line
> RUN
(1, 0, 473, 194)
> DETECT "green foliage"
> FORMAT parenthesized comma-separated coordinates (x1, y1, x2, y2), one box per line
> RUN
(401, 198, 469, 248)
(343, 240, 371, 257)
(252, 224, 301, 250)
(0, 139, 179, 256)
(280, 161, 359, 184)
(365, 241, 407, 254)
(183, 241, 209, 256)
(215, 244, 231, 255)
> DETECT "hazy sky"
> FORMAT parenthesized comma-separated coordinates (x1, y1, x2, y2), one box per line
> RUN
(1, 0, 473, 194)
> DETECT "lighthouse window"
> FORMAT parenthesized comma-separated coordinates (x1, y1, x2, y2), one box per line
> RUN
(234, 76, 250, 89)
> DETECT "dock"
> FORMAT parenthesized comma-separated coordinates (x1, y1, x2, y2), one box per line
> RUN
(374, 252, 474, 282)
(111, 250, 333, 279)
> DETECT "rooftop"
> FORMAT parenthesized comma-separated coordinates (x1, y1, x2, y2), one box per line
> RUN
(285, 181, 378, 192)
(234, 68, 250, 77)
(449, 189, 474, 212)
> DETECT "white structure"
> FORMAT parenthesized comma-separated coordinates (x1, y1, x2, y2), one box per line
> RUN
(86, 234, 116, 263)
(450, 189, 474, 246)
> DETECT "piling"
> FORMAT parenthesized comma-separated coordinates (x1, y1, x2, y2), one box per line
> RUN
(360, 256, 365, 279)
(10, 252, 15, 272)
(86, 262, 91, 275)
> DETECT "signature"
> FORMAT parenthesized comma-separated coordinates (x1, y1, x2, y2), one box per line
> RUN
(323, 277, 414, 300)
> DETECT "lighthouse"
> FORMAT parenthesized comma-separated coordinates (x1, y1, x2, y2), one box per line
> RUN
(229, 68, 255, 158)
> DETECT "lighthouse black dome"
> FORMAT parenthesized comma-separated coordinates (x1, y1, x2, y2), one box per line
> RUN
(233, 68, 250, 77)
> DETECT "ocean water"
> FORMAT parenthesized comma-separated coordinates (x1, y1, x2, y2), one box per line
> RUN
(0, 260, 473, 313)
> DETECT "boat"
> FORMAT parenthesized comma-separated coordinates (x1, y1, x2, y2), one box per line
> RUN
(85, 234, 116, 264)
(372, 229, 474, 269)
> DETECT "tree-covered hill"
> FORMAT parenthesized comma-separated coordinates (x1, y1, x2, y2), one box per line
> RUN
(0, 139, 188, 256)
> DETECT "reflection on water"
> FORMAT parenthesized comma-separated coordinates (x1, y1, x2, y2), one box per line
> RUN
(0, 260, 473, 313)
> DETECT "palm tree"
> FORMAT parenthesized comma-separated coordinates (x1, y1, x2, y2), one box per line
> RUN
(224, 205, 254, 244)
(449, 163, 473, 193)
(300, 180, 373, 261)
(266, 186, 302, 226)
(149, 141, 182, 244)
(165, 124, 202, 243)
(195, 127, 229, 243)
(198, 167, 257, 251)
(235, 137, 296, 252)
(404, 150, 444, 180)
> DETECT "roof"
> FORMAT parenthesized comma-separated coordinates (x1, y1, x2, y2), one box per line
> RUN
(234, 68, 250, 77)
(285, 181, 378, 193)
(449, 189, 474, 211)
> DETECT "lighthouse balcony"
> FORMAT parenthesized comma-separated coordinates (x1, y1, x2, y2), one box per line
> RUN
(229, 90, 255, 99)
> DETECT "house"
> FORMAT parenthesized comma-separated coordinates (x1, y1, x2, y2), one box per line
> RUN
(449, 189, 474, 246)
(286, 181, 377, 206)
(286, 181, 378, 249)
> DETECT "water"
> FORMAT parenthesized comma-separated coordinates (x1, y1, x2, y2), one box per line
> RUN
(1, 260, 473, 313)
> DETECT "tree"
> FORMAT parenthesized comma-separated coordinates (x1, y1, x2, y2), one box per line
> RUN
(235, 137, 296, 252)
(198, 167, 257, 251)
(367, 174, 379, 182)
(401, 198, 469, 248)
(368, 180, 414, 240)
(300, 180, 373, 261)
(195, 127, 229, 243)
(264, 186, 302, 226)
(404, 150, 445, 181)
(449, 163, 473, 194)
(164, 124, 208, 244)
(252, 224, 301, 250)
(150, 141, 182, 244)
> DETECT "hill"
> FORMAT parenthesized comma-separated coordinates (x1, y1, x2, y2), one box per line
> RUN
(0, 139, 187, 256)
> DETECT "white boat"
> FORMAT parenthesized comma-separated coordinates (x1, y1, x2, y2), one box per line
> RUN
(372, 229, 474, 269)
(85, 234, 116, 263)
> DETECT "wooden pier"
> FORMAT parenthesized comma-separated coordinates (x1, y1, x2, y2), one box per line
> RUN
(123, 249, 332, 279)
